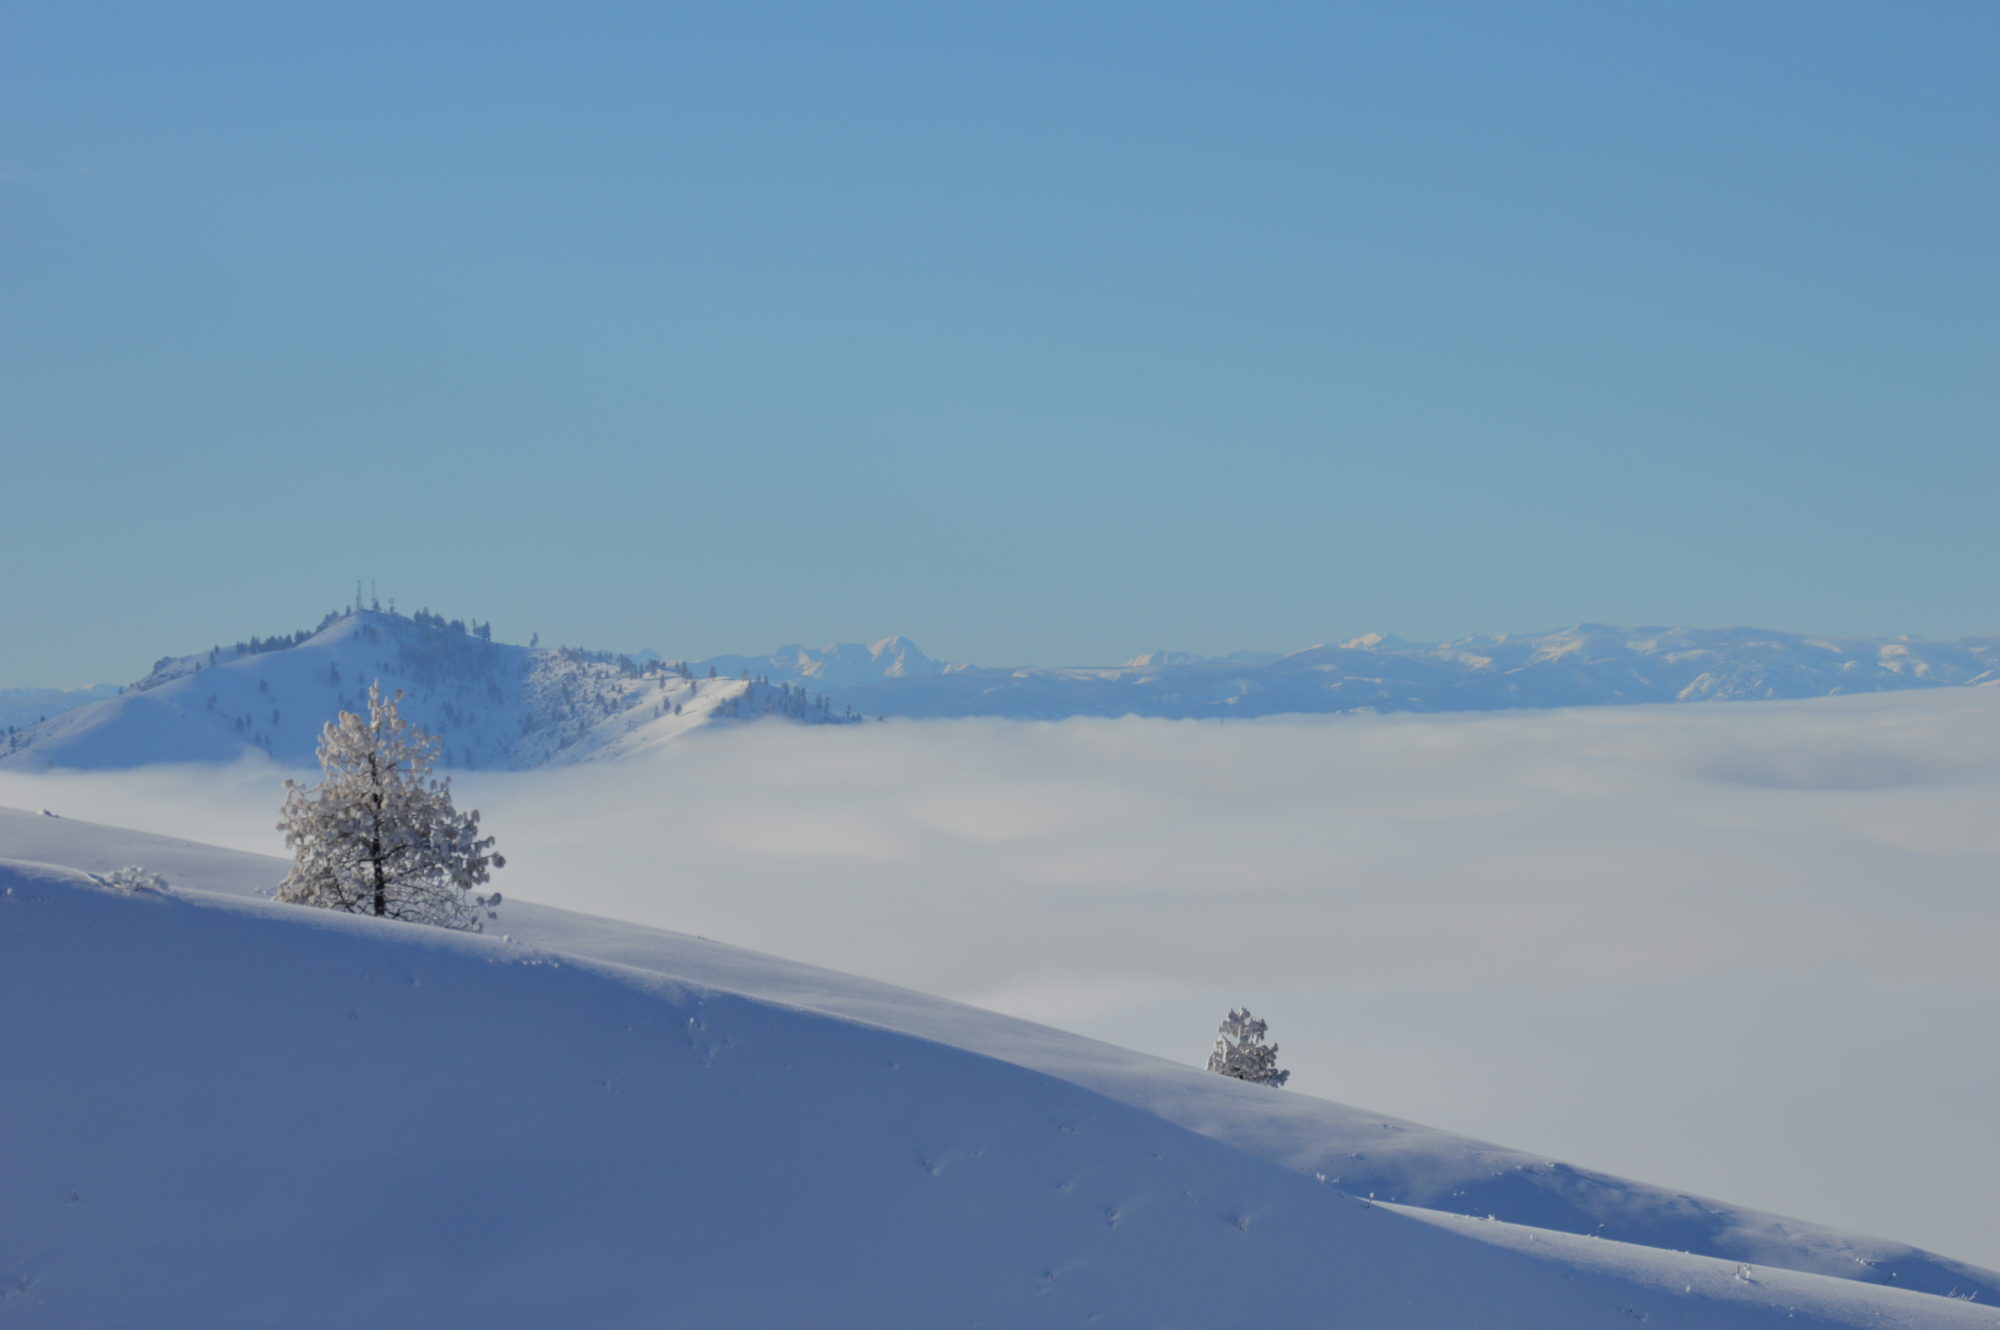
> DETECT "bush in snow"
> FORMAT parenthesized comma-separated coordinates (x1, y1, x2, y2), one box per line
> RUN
(1207, 1008, 1290, 1087)
(100, 866, 170, 894)
(276, 681, 503, 931)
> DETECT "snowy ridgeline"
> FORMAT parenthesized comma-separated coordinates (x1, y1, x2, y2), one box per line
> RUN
(803, 625, 2000, 721)
(10, 615, 2000, 773)
(3, 806, 1997, 1329)
(0, 610, 858, 772)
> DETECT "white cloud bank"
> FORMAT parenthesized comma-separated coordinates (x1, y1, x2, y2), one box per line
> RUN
(6, 687, 1998, 1270)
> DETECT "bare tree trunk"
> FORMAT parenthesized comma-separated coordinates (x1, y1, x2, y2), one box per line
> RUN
(370, 751, 387, 916)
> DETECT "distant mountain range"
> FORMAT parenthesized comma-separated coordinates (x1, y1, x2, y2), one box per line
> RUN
(656, 623, 2000, 721)
(5, 614, 1995, 770)
(0, 683, 119, 730)
(646, 634, 948, 691)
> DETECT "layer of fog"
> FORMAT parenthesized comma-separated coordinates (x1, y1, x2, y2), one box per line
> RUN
(7, 688, 1998, 1271)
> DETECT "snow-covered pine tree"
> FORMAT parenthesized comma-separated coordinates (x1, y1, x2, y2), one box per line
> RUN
(100, 866, 170, 894)
(1207, 1008, 1290, 1087)
(276, 681, 503, 931)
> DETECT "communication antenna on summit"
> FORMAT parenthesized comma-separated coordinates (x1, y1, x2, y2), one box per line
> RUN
(354, 579, 364, 613)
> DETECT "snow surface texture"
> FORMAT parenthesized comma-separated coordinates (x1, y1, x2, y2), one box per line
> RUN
(7, 808, 1992, 1320)
(0, 611, 853, 772)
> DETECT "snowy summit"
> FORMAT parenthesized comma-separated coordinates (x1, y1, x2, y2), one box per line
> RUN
(0, 608, 857, 772)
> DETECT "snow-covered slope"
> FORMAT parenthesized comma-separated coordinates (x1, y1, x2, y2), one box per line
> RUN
(803, 625, 2000, 721)
(7, 806, 1995, 1317)
(0, 611, 852, 772)
(10, 861, 1998, 1328)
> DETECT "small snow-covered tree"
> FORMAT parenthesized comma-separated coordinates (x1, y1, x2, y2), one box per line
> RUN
(1207, 1008, 1290, 1087)
(100, 866, 170, 894)
(276, 681, 503, 930)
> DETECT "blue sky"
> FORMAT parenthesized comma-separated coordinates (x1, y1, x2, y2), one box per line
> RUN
(4, 1, 1995, 683)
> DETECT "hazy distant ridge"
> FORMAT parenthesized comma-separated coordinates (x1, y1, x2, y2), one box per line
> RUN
(715, 624, 2000, 721)
(0, 683, 118, 730)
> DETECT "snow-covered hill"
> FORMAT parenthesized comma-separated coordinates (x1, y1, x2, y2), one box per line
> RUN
(791, 624, 2000, 720)
(0, 610, 854, 772)
(5, 806, 1996, 1325)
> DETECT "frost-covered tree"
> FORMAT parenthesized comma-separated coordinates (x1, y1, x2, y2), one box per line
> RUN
(1207, 1008, 1290, 1087)
(276, 681, 503, 930)
(99, 866, 170, 894)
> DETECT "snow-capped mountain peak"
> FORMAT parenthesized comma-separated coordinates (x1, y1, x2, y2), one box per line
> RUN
(1340, 631, 1410, 650)
(692, 636, 947, 690)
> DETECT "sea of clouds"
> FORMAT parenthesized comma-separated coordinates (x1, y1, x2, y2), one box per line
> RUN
(6, 687, 1997, 1271)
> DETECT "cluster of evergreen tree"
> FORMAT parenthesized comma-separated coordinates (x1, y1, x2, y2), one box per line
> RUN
(214, 609, 350, 664)
(713, 679, 852, 723)
(389, 619, 508, 690)
(550, 645, 635, 673)
(404, 607, 493, 640)
(232, 627, 315, 657)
